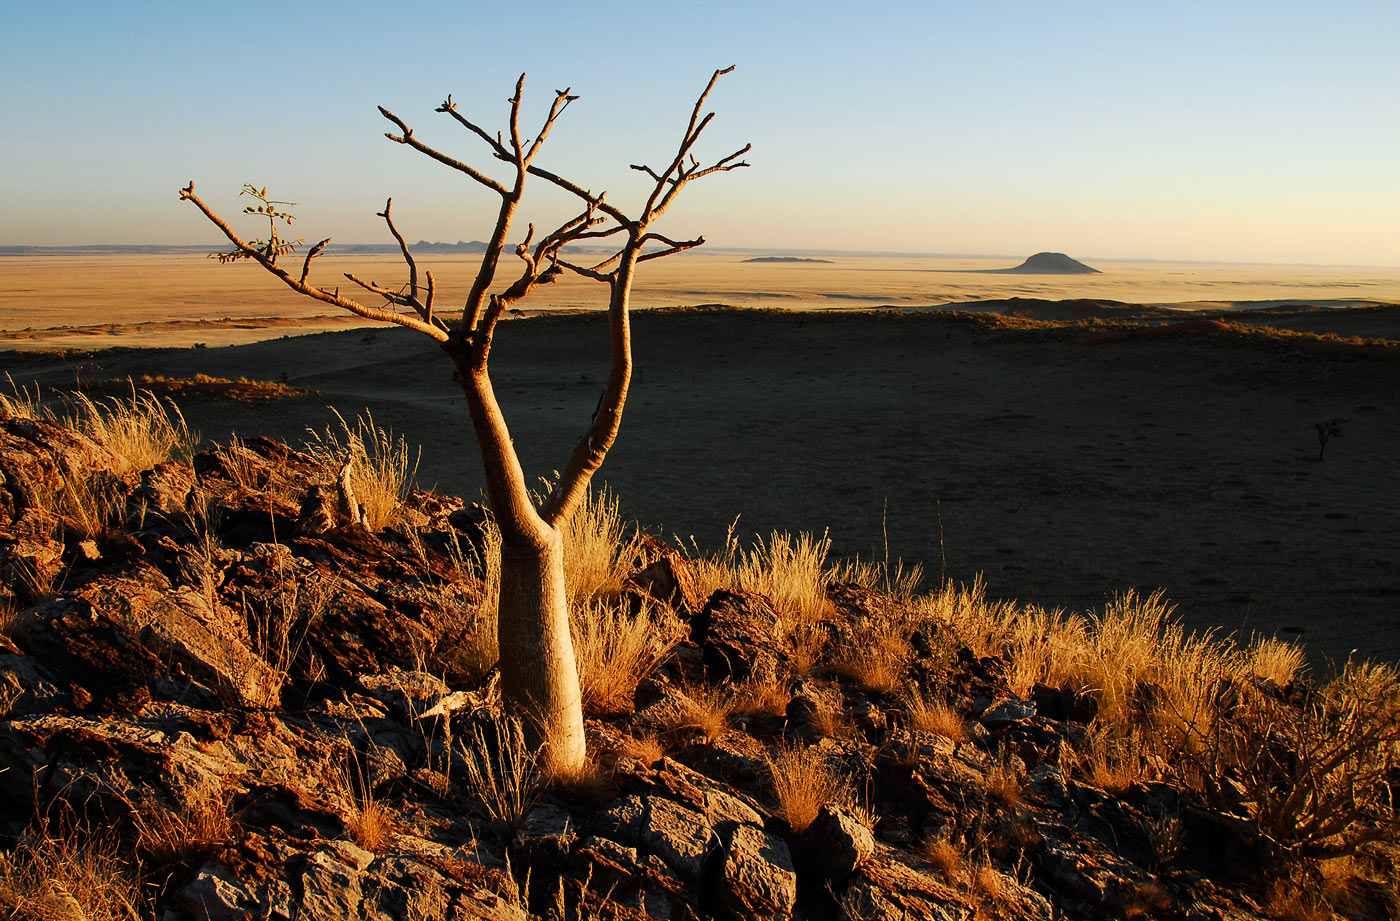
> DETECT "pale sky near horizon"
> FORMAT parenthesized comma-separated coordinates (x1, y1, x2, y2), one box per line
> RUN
(3, 1, 1396, 266)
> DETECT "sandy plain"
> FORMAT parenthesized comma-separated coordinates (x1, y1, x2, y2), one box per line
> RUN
(2, 253, 1398, 668)
(3, 252, 1400, 349)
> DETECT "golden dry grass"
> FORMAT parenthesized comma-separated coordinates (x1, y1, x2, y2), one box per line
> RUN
(766, 744, 852, 834)
(829, 616, 911, 693)
(559, 485, 641, 606)
(304, 408, 417, 530)
(127, 786, 233, 867)
(904, 687, 968, 744)
(732, 670, 791, 719)
(666, 682, 734, 744)
(737, 530, 836, 630)
(460, 717, 540, 834)
(0, 825, 143, 921)
(572, 601, 680, 715)
(69, 390, 193, 475)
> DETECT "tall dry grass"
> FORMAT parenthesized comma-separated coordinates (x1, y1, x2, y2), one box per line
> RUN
(572, 601, 680, 715)
(558, 485, 640, 606)
(767, 744, 853, 834)
(0, 825, 143, 921)
(69, 389, 193, 475)
(304, 408, 418, 530)
(0, 375, 46, 420)
(736, 530, 836, 629)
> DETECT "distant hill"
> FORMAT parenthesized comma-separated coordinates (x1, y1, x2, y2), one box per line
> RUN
(741, 256, 833, 264)
(988, 252, 1101, 275)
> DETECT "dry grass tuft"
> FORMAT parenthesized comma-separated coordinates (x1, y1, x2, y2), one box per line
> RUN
(572, 601, 680, 715)
(829, 616, 911, 693)
(304, 408, 418, 530)
(838, 555, 924, 605)
(904, 687, 968, 744)
(616, 734, 666, 766)
(459, 717, 540, 834)
(984, 748, 1025, 812)
(666, 682, 734, 744)
(0, 375, 46, 420)
(921, 836, 964, 884)
(732, 670, 791, 719)
(1071, 725, 1154, 794)
(70, 389, 194, 475)
(1244, 634, 1306, 686)
(30, 473, 126, 543)
(737, 530, 836, 629)
(332, 751, 393, 852)
(128, 786, 233, 867)
(767, 744, 852, 834)
(0, 824, 143, 921)
(559, 485, 641, 606)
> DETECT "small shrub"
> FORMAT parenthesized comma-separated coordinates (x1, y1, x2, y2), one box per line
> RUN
(767, 744, 852, 834)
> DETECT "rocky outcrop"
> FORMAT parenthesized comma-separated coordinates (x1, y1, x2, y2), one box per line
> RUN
(1, 415, 1384, 921)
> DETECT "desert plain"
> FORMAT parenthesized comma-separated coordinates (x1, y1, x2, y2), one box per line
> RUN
(2, 252, 1399, 668)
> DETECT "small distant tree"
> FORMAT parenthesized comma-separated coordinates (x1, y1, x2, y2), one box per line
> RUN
(181, 69, 748, 772)
(1315, 418, 1346, 462)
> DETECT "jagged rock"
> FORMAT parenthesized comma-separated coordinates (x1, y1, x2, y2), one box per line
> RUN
(624, 535, 706, 616)
(181, 865, 261, 921)
(576, 834, 691, 920)
(131, 459, 197, 519)
(978, 696, 1036, 730)
(715, 822, 797, 920)
(807, 803, 875, 888)
(295, 484, 341, 536)
(299, 842, 373, 921)
(0, 417, 125, 523)
(513, 803, 578, 864)
(0, 531, 64, 597)
(842, 851, 971, 921)
(691, 589, 790, 682)
(360, 667, 456, 722)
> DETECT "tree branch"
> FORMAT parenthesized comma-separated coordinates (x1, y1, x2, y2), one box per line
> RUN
(179, 183, 449, 343)
(379, 106, 509, 196)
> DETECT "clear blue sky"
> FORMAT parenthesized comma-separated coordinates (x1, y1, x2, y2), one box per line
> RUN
(3, 0, 1397, 264)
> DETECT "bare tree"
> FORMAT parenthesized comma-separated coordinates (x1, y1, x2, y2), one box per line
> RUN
(180, 69, 748, 772)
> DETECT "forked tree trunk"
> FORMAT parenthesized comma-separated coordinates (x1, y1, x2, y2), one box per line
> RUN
(181, 69, 747, 777)
(496, 529, 585, 773)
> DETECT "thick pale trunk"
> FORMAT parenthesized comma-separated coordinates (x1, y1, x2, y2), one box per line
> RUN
(496, 528, 586, 774)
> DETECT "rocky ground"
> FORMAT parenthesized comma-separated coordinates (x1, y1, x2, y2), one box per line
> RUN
(1, 413, 1396, 920)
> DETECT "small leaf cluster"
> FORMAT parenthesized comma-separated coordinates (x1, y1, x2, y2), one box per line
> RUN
(212, 184, 306, 265)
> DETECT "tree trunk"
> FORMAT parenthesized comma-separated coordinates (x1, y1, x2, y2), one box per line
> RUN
(495, 526, 586, 775)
